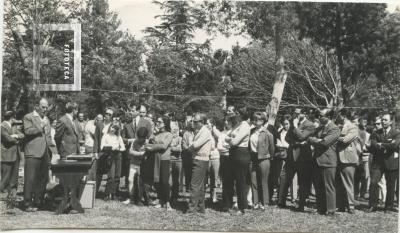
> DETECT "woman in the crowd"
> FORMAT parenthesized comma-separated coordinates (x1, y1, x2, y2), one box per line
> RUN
(100, 124, 126, 201)
(249, 112, 275, 210)
(225, 107, 252, 215)
(271, 115, 291, 202)
(145, 116, 173, 210)
(335, 109, 360, 214)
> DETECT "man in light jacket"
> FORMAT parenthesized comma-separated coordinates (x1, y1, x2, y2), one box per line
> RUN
(335, 109, 360, 214)
(186, 113, 212, 214)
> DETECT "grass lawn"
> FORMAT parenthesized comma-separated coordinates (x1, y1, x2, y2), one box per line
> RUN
(0, 171, 398, 232)
(1, 188, 398, 232)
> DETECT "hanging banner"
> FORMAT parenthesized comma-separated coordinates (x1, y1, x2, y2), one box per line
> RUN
(32, 23, 81, 91)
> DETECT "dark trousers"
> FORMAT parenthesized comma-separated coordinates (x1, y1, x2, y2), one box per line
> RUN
(250, 156, 271, 205)
(182, 150, 193, 191)
(189, 159, 209, 211)
(354, 160, 369, 198)
(95, 154, 110, 194)
(24, 153, 49, 207)
(278, 161, 312, 207)
(231, 147, 251, 211)
(336, 165, 356, 210)
(171, 159, 182, 199)
(269, 157, 285, 200)
(121, 152, 131, 188)
(141, 154, 155, 203)
(369, 167, 399, 209)
(105, 152, 122, 195)
(314, 165, 336, 213)
(220, 156, 234, 209)
(0, 160, 20, 199)
(157, 160, 171, 204)
(85, 147, 97, 182)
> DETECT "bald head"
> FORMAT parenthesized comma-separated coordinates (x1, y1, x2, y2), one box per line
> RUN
(36, 98, 49, 117)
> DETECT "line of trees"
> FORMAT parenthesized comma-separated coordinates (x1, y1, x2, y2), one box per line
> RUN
(2, 0, 400, 121)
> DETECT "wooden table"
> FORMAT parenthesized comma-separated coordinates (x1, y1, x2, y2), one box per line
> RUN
(50, 159, 93, 214)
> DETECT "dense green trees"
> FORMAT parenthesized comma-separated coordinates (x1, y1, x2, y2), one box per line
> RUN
(2, 0, 399, 120)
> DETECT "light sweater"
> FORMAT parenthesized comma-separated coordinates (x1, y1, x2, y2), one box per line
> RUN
(230, 121, 251, 148)
(192, 125, 212, 161)
(100, 133, 126, 151)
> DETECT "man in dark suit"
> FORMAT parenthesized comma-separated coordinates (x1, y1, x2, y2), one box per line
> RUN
(55, 102, 81, 159)
(0, 111, 24, 209)
(93, 108, 114, 195)
(23, 98, 58, 211)
(308, 109, 340, 216)
(368, 113, 400, 213)
(278, 108, 316, 211)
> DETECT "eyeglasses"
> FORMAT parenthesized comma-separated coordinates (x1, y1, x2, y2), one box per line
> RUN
(193, 120, 201, 123)
(375, 123, 381, 125)
(156, 121, 164, 124)
(140, 112, 146, 114)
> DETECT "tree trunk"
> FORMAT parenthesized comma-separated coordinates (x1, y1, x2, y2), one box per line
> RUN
(267, 22, 287, 126)
(334, 4, 344, 109)
(11, 29, 33, 111)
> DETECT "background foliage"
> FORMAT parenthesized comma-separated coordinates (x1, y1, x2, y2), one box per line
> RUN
(2, 0, 400, 121)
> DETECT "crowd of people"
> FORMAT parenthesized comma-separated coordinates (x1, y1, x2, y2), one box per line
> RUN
(1, 97, 399, 216)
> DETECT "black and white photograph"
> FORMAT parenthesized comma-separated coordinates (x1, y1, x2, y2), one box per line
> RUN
(0, 0, 399, 232)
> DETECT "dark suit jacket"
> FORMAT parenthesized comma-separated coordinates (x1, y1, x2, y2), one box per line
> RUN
(370, 127, 400, 171)
(54, 114, 81, 158)
(23, 112, 57, 158)
(286, 119, 316, 163)
(93, 121, 105, 154)
(310, 121, 340, 168)
(1, 122, 21, 162)
(122, 122, 136, 145)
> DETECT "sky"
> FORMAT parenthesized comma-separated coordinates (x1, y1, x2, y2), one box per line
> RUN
(108, 0, 400, 51)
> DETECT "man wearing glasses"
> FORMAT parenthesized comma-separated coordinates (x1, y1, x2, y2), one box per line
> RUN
(93, 108, 114, 195)
(23, 98, 58, 212)
(368, 113, 400, 213)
